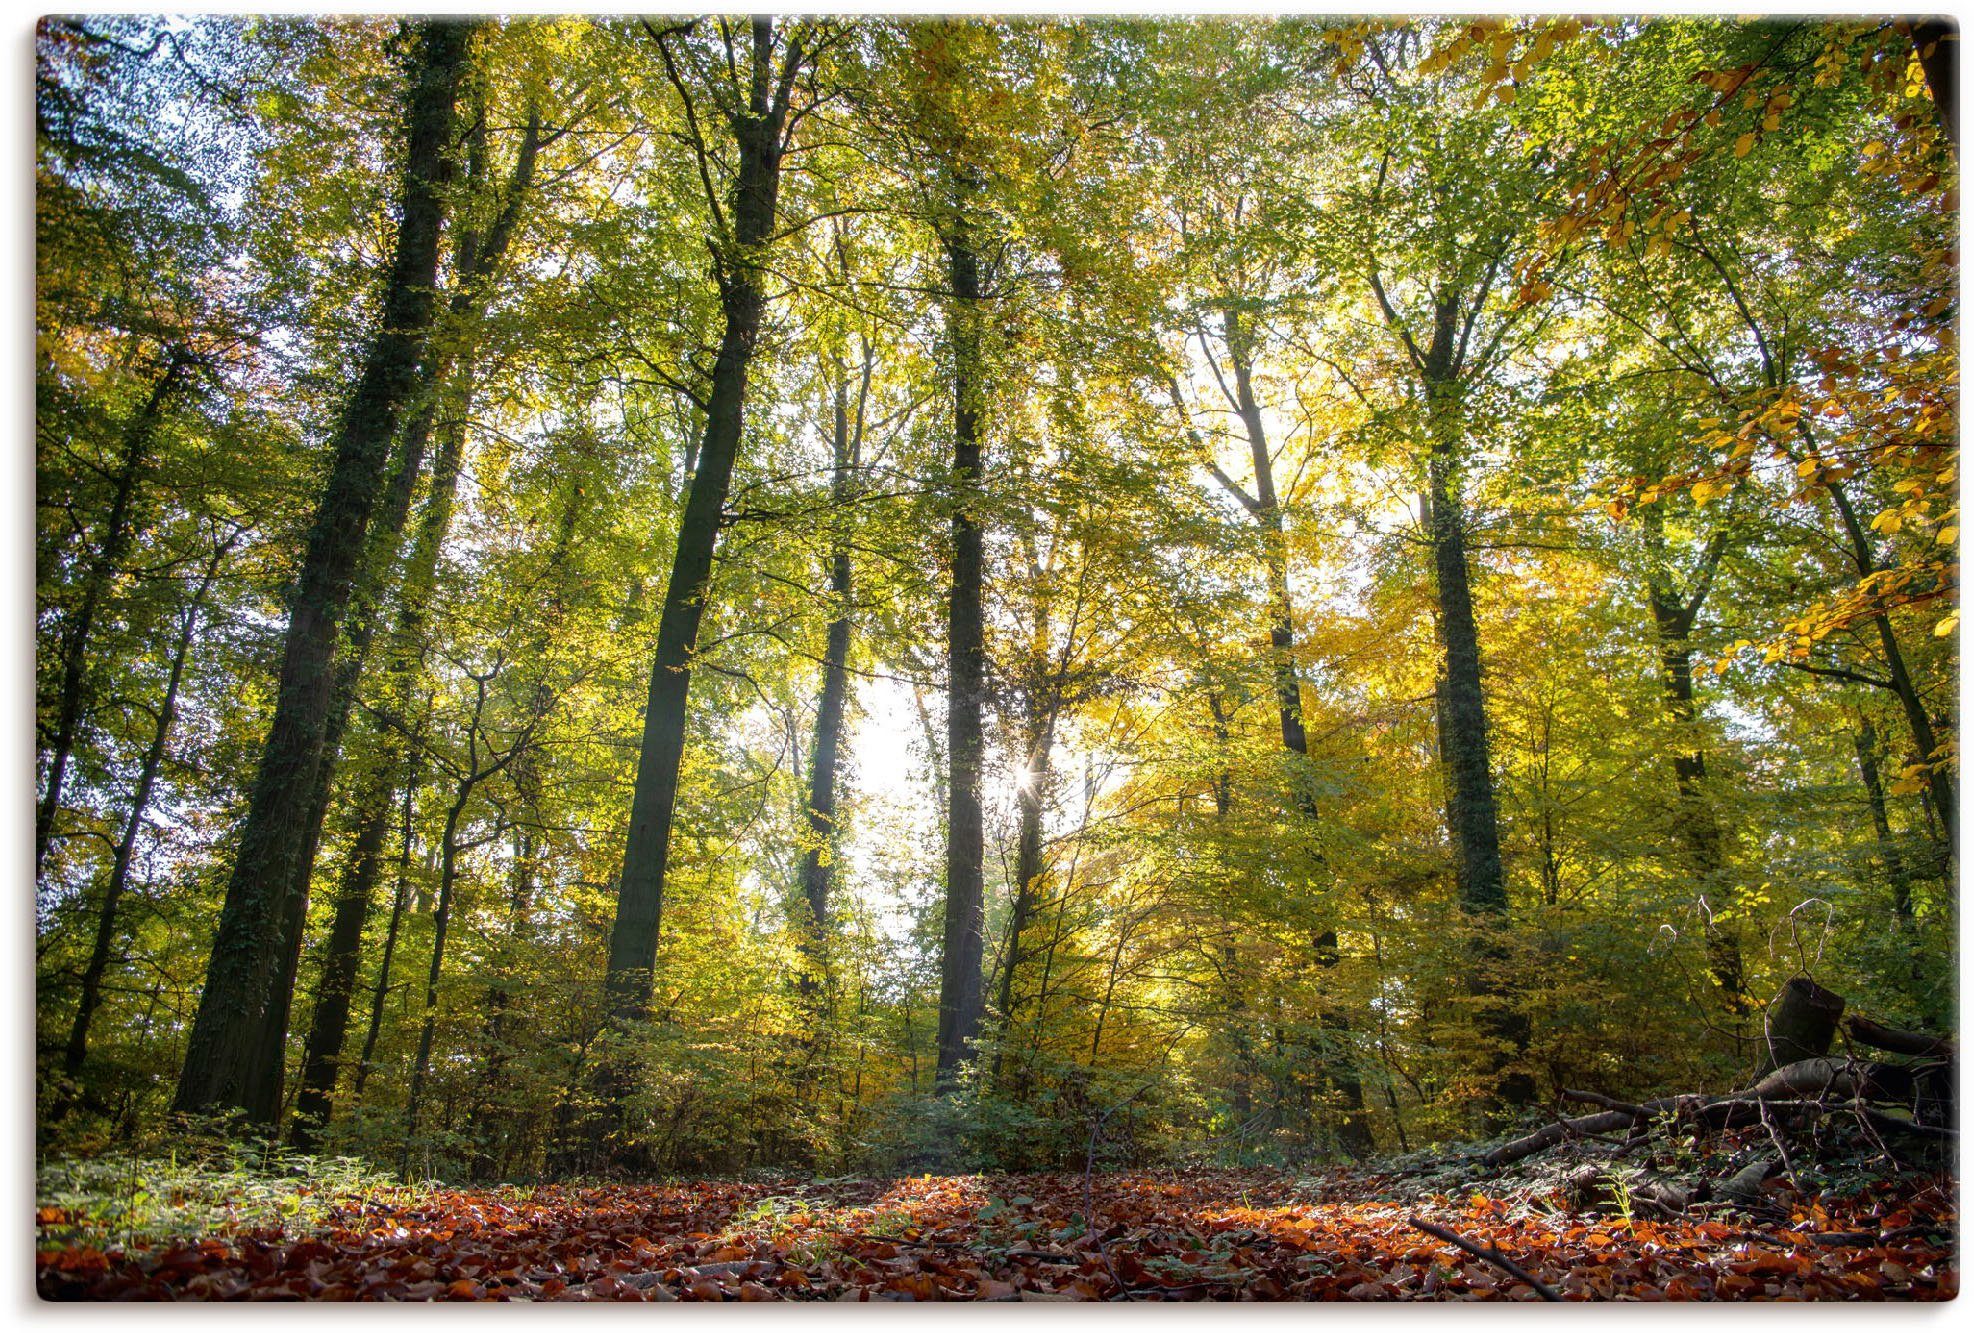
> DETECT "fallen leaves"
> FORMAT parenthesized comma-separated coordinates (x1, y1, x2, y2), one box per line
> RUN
(35, 1168, 1957, 1302)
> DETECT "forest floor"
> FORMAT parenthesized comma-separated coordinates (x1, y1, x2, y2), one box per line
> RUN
(35, 1141, 1958, 1300)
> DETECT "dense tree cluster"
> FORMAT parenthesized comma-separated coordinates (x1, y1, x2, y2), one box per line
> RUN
(36, 15, 1955, 1179)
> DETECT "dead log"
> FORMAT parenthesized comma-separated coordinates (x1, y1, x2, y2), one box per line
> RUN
(1742, 1056, 1861, 1101)
(1482, 1107, 1658, 1168)
(1561, 1088, 1647, 1116)
(1846, 1015, 1957, 1059)
(1758, 977, 1845, 1075)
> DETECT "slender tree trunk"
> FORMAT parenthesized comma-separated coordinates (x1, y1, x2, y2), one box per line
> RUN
(1221, 310, 1312, 780)
(354, 764, 419, 1101)
(403, 786, 470, 1161)
(173, 20, 474, 1122)
(38, 347, 190, 876)
(62, 536, 228, 1080)
(1855, 717, 1918, 926)
(286, 358, 477, 1145)
(1640, 512, 1747, 1008)
(1854, 716, 1931, 1017)
(935, 217, 988, 1086)
(1411, 294, 1531, 1113)
(288, 792, 390, 1149)
(991, 706, 1053, 1088)
(1217, 309, 1372, 1152)
(1822, 477, 1957, 860)
(266, 110, 537, 1127)
(604, 119, 780, 1020)
(795, 367, 862, 999)
(600, 23, 799, 1158)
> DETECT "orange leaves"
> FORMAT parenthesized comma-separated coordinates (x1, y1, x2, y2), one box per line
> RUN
(32, 1170, 1962, 1302)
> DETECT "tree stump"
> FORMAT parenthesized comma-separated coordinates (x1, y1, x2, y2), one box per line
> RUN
(1757, 977, 1845, 1076)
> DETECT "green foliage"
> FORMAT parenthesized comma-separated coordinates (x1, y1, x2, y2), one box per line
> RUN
(36, 14, 1955, 1181)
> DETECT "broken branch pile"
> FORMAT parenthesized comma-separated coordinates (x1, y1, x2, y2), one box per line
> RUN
(1484, 981, 1955, 1193)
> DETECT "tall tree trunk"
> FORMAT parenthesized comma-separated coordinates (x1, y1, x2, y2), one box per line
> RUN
(403, 782, 471, 1165)
(173, 19, 474, 1122)
(62, 535, 229, 1081)
(1854, 717, 1918, 927)
(1221, 309, 1312, 781)
(991, 704, 1053, 1088)
(1820, 478, 1958, 860)
(795, 363, 864, 999)
(1210, 309, 1373, 1153)
(1424, 440, 1505, 909)
(267, 108, 538, 1130)
(1414, 294, 1530, 1112)
(287, 354, 477, 1145)
(600, 22, 801, 1155)
(354, 767, 420, 1101)
(38, 346, 190, 876)
(934, 216, 988, 1086)
(1854, 716, 1931, 1017)
(1640, 512, 1747, 1008)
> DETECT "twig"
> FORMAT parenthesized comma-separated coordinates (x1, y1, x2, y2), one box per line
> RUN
(1407, 1217, 1563, 1303)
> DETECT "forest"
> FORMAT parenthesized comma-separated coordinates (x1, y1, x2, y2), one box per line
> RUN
(34, 12, 1959, 1302)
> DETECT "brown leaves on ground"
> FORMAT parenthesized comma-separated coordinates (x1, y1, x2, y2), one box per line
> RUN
(36, 1168, 1957, 1302)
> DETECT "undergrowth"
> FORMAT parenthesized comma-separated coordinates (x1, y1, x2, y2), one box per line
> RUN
(36, 1146, 408, 1251)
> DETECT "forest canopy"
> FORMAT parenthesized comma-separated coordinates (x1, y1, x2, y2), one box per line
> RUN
(34, 12, 1957, 1183)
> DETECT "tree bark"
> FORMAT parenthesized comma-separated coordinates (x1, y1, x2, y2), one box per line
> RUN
(934, 212, 988, 1086)
(1409, 289, 1530, 1112)
(795, 357, 865, 999)
(269, 107, 537, 1132)
(1757, 976, 1845, 1076)
(992, 701, 1053, 1089)
(38, 346, 191, 876)
(599, 21, 802, 1154)
(1640, 511, 1748, 1009)
(173, 19, 474, 1123)
(1854, 717, 1918, 927)
(1822, 476, 1957, 861)
(1220, 308, 1313, 786)
(353, 768, 420, 1102)
(287, 347, 478, 1145)
(1197, 308, 1374, 1152)
(1912, 18, 1958, 152)
(62, 534, 229, 1080)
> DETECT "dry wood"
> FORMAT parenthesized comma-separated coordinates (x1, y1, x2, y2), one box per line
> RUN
(1846, 1015, 1958, 1059)
(1407, 1216, 1562, 1302)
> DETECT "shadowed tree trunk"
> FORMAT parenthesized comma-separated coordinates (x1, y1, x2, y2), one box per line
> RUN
(403, 665, 530, 1168)
(1640, 509, 1748, 1010)
(353, 767, 420, 1103)
(795, 347, 869, 1002)
(1177, 307, 1375, 1155)
(1372, 263, 1533, 1114)
(289, 385, 473, 1148)
(1855, 717, 1919, 927)
(1912, 18, 1958, 151)
(62, 531, 233, 1082)
(173, 19, 475, 1123)
(935, 205, 988, 1087)
(272, 107, 540, 1129)
(38, 345, 192, 876)
(598, 19, 809, 1158)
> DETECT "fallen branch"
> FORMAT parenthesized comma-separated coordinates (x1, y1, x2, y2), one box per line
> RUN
(1561, 1089, 1647, 1116)
(1846, 1015, 1958, 1060)
(1407, 1216, 1563, 1302)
